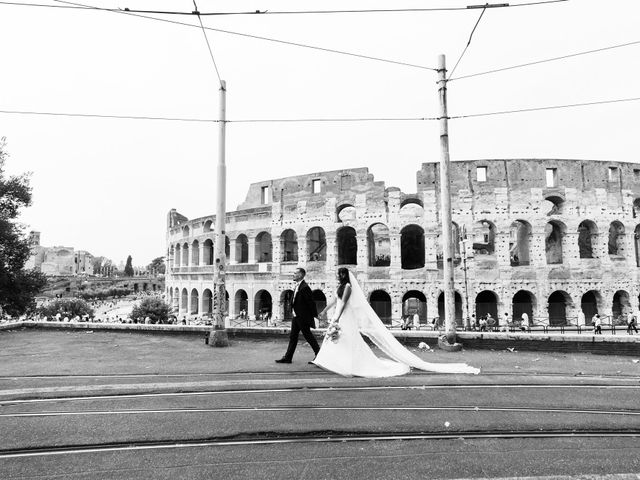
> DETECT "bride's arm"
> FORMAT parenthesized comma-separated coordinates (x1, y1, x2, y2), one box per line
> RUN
(331, 285, 351, 322)
(318, 296, 337, 319)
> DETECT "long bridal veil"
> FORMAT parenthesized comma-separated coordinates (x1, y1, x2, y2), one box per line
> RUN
(347, 272, 480, 374)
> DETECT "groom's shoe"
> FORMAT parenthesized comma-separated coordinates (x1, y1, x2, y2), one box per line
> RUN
(275, 357, 292, 364)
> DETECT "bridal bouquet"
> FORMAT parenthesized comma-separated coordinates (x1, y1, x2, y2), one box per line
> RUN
(325, 322, 341, 343)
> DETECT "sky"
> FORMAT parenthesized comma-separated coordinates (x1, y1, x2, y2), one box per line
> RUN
(1, 0, 639, 267)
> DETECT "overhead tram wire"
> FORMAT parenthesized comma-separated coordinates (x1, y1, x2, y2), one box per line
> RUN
(448, 4, 488, 81)
(450, 96, 640, 119)
(0, 0, 569, 15)
(192, 0, 222, 87)
(448, 39, 640, 82)
(0, 110, 438, 123)
(51, 0, 437, 72)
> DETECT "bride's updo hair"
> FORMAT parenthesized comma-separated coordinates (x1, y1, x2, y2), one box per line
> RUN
(337, 267, 350, 298)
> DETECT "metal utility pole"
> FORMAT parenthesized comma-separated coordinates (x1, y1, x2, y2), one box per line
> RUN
(210, 80, 229, 347)
(437, 54, 457, 345)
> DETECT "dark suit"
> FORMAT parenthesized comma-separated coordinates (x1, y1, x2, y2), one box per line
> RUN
(283, 280, 320, 360)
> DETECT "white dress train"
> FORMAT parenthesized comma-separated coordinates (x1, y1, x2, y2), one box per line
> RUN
(312, 272, 480, 378)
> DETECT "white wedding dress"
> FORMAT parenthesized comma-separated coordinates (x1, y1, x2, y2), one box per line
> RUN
(312, 272, 480, 378)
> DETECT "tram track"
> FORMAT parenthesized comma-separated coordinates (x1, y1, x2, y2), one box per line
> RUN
(1, 429, 639, 459)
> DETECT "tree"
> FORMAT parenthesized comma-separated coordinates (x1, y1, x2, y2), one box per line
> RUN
(147, 256, 166, 275)
(124, 255, 134, 277)
(130, 297, 170, 324)
(0, 138, 47, 316)
(37, 298, 94, 319)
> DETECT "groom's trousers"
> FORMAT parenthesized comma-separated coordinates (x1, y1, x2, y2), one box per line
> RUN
(284, 317, 320, 360)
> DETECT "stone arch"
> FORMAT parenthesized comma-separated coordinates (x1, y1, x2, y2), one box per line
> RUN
(578, 220, 598, 259)
(191, 239, 200, 266)
(180, 288, 188, 313)
(337, 226, 357, 265)
(254, 290, 273, 319)
(400, 197, 424, 209)
(581, 290, 603, 325)
(402, 290, 427, 325)
(173, 287, 179, 308)
(475, 290, 498, 325)
(512, 290, 535, 325)
(312, 290, 327, 320)
(281, 229, 298, 262)
(633, 198, 640, 219)
(280, 290, 293, 321)
(203, 239, 214, 265)
(437, 291, 463, 327)
(202, 289, 213, 315)
(190, 288, 199, 314)
(544, 194, 565, 215)
(548, 290, 571, 326)
(608, 221, 626, 257)
(255, 232, 272, 263)
(635, 225, 640, 267)
(472, 220, 495, 255)
(175, 244, 181, 267)
(337, 204, 357, 223)
(510, 220, 531, 266)
(401, 224, 425, 269)
(235, 234, 248, 264)
(307, 227, 326, 261)
(203, 220, 213, 232)
(182, 225, 190, 237)
(545, 220, 566, 264)
(399, 202, 424, 222)
(612, 290, 631, 324)
(225, 236, 230, 259)
(367, 223, 390, 266)
(369, 290, 392, 325)
(234, 290, 248, 317)
(182, 242, 189, 266)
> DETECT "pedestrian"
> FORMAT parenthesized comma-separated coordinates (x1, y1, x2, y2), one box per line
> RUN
(593, 314, 602, 334)
(503, 312, 510, 332)
(627, 315, 638, 335)
(479, 316, 487, 332)
(412, 312, 420, 330)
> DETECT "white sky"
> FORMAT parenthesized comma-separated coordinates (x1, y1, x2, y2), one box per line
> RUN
(1, 0, 638, 266)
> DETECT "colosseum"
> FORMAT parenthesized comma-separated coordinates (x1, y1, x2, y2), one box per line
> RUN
(165, 159, 640, 329)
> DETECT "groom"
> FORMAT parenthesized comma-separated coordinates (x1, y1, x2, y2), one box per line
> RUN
(276, 267, 320, 364)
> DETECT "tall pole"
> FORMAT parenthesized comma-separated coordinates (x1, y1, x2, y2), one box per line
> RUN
(437, 54, 457, 344)
(460, 225, 471, 330)
(210, 80, 229, 347)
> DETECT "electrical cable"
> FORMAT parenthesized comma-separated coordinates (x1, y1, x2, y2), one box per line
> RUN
(192, 0, 223, 86)
(449, 39, 640, 81)
(0, 0, 569, 15)
(448, 4, 487, 80)
(50, 0, 437, 71)
(450, 96, 640, 119)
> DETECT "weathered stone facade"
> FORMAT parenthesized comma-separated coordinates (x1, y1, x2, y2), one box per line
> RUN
(165, 160, 640, 327)
(25, 231, 94, 276)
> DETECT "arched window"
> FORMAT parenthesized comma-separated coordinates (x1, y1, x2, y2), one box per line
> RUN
(512, 290, 535, 325)
(612, 290, 631, 324)
(182, 242, 189, 266)
(225, 236, 230, 259)
(545, 221, 565, 264)
(581, 290, 602, 325)
(203, 220, 213, 232)
(307, 227, 326, 261)
(608, 221, 625, 257)
(578, 220, 598, 259)
(402, 291, 427, 325)
(234, 290, 248, 317)
(635, 225, 640, 267)
(281, 229, 298, 262)
(203, 239, 214, 265)
(191, 240, 200, 266)
(544, 195, 564, 215)
(369, 290, 392, 325)
(280, 290, 293, 320)
(182, 225, 190, 237)
(255, 290, 273, 319)
(235, 235, 248, 263)
(368, 223, 390, 266)
(255, 232, 272, 263)
(175, 244, 181, 267)
(190, 288, 199, 314)
(337, 204, 356, 222)
(475, 290, 499, 325)
(510, 220, 531, 266)
(337, 226, 357, 265)
(202, 289, 213, 315)
(548, 291, 570, 326)
(472, 220, 495, 255)
(180, 288, 188, 313)
(400, 225, 425, 269)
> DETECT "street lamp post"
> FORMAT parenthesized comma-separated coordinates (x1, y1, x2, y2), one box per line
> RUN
(460, 225, 471, 330)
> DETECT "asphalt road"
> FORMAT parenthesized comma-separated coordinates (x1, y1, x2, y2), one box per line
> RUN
(1, 329, 640, 479)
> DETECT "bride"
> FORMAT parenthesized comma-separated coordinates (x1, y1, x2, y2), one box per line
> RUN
(312, 267, 479, 377)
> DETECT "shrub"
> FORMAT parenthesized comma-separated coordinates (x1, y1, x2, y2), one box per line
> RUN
(130, 297, 170, 324)
(37, 298, 94, 319)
